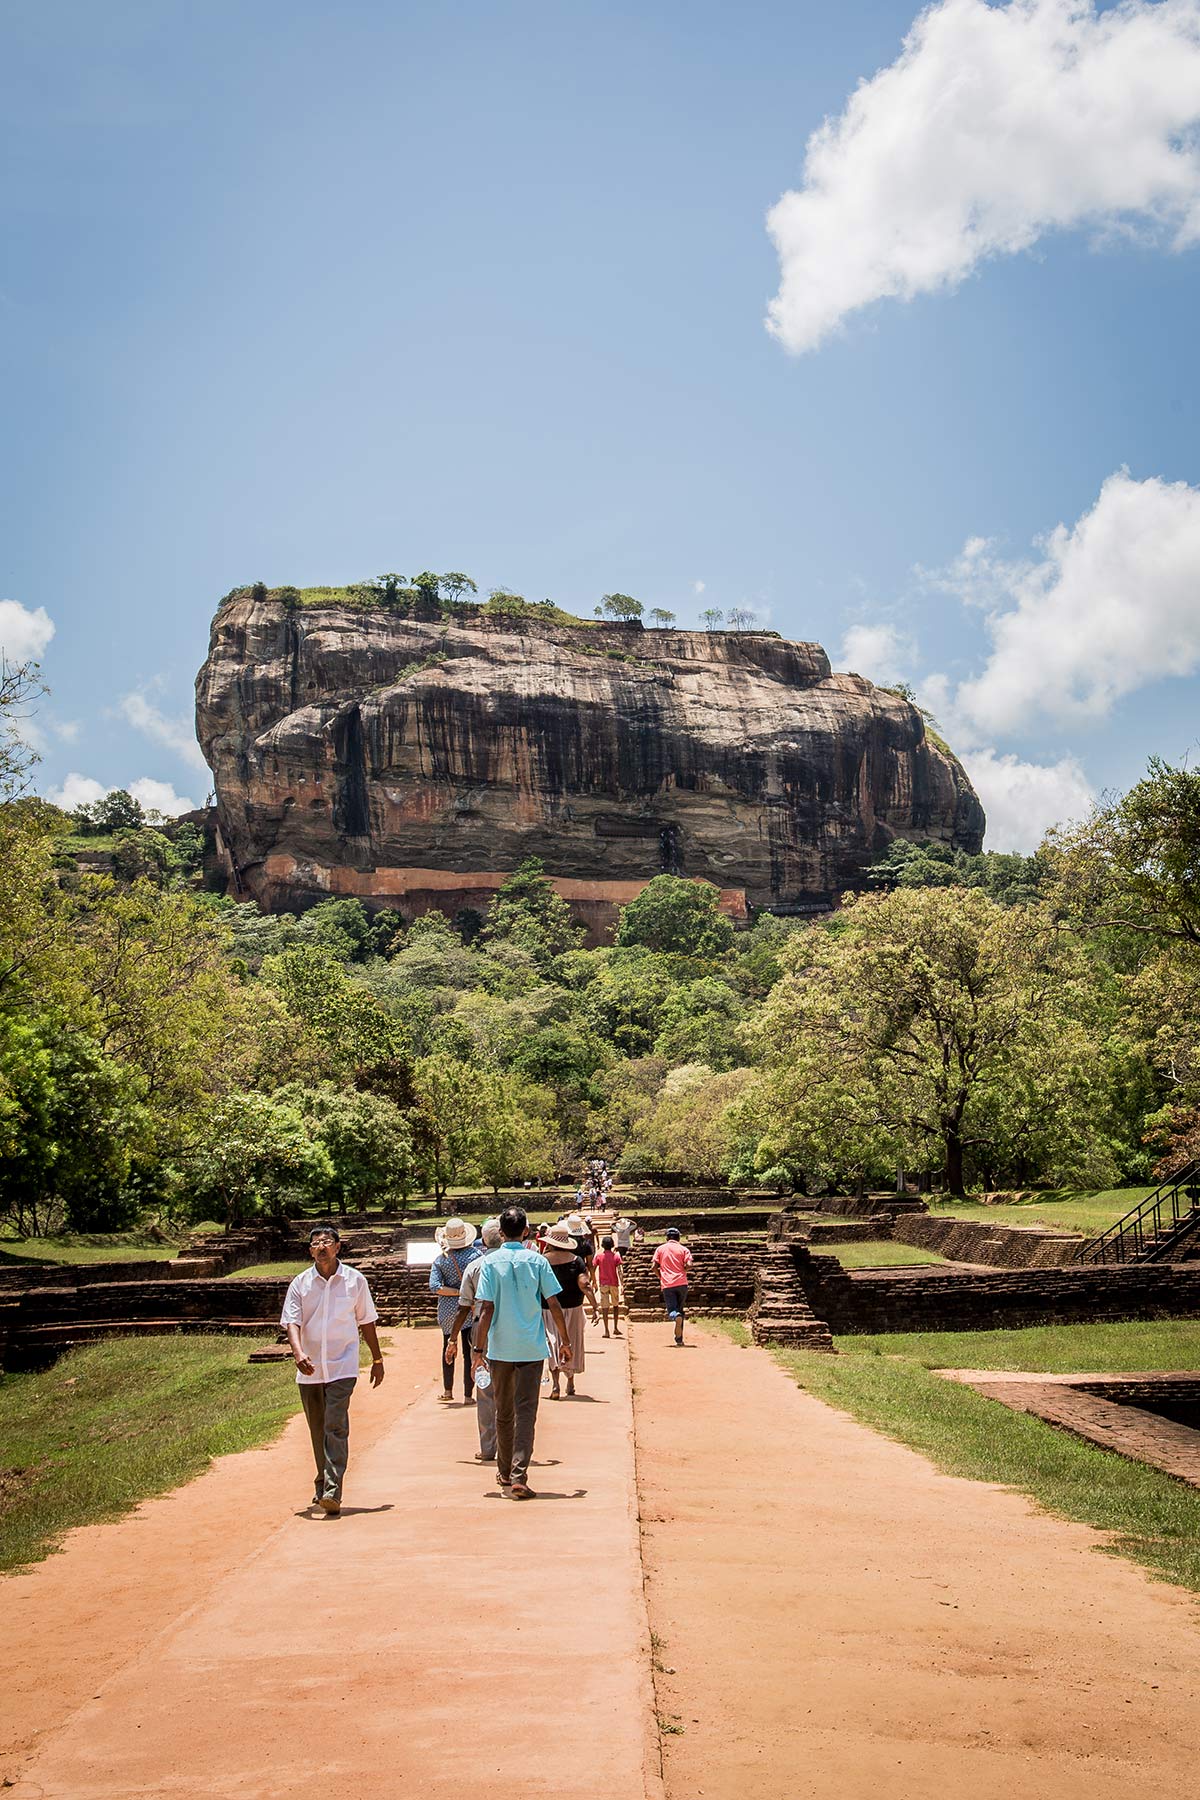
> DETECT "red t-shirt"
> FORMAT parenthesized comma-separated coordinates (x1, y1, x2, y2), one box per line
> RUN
(651, 1242, 693, 1289)
(594, 1249, 623, 1286)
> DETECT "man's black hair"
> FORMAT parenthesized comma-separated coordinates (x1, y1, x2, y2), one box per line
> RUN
(309, 1222, 341, 1243)
(601, 1235, 614, 1250)
(499, 1206, 527, 1240)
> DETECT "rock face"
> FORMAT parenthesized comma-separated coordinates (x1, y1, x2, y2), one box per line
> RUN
(195, 596, 984, 921)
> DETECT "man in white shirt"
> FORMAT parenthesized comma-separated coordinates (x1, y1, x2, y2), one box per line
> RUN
(281, 1223, 384, 1515)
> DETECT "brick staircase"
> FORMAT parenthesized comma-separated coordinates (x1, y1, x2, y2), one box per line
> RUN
(748, 1245, 835, 1351)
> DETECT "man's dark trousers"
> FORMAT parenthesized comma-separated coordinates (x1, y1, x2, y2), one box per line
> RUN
(299, 1376, 356, 1503)
(490, 1360, 542, 1486)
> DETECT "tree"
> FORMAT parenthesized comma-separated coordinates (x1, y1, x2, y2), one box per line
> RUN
(616, 875, 735, 957)
(439, 572, 478, 609)
(110, 827, 171, 885)
(484, 588, 529, 618)
(700, 608, 724, 631)
(727, 607, 756, 630)
(470, 1069, 558, 1193)
(259, 945, 412, 1096)
(597, 593, 644, 623)
(372, 573, 408, 609)
(95, 789, 145, 833)
(1047, 757, 1200, 947)
(648, 608, 676, 628)
(653, 976, 746, 1070)
(190, 1091, 332, 1226)
(0, 1008, 142, 1236)
(411, 1052, 480, 1199)
(412, 571, 442, 611)
(481, 857, 585, 967)
(753, 888, 1119, 1196)
(286, 1083, 415, 1208)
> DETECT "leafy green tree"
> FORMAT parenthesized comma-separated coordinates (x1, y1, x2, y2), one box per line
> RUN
(485, 588, 528, 618)
(596, 593, 643, 623)
(1047, 757, 1200, 947)
(753, 888, 1119, 1196)
(616, 875, 734, 957)
(470, 1069, 558, 1193)
(95, 789, 145, 833)
(259, 945, 412, 1096)
(411, 1052, 480, 1199)
(580, 947, 675, 1057)
(190, 1091, 332, 1226)
(110, 827, 171, 885)
(284, 1083, 414, 1208)
(481, 857, 585, 967)
(0, 1008, 142, 1235)
(700, 608, 724, 631)
(648, 608, 676, 628)
(653, 977, 746, 1070)
(439, 572, 477, 609)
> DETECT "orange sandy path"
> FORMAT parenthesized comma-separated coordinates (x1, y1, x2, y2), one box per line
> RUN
(631, 1323, 1199, 1800)
(3, 1325, 661, 1800)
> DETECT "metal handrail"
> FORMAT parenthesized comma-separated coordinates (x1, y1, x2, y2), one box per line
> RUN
(1074, 1160, 1200, 1265)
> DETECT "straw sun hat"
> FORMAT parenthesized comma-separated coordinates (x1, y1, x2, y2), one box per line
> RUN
(541, 1224, 577, 1252)
(438, 1217, 476, 1250)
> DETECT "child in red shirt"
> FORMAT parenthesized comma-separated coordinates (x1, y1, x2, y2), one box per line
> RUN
(593, 1236, 624, 1338)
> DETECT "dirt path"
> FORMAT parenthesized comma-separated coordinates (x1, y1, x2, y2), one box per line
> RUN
(631, 1324, 1199, 1800)
(3, 1325, 661, 1800)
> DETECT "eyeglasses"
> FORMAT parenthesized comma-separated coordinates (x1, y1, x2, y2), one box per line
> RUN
(310, 1234, 337, 1246)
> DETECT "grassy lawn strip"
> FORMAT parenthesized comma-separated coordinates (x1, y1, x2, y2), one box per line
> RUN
(227, 1262, 306, 1280)
(830, 1241, 948, 1267)
(0, 1336, 298, 1574)
(0, 1235, 181, 1267)
(928, 1187, 1151, 1238)
(749, 1318, 1200, 1594)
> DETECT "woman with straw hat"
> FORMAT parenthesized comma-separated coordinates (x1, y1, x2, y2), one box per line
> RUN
(430, 1218, 481, 1403)
(540, 1223, 591, 1398)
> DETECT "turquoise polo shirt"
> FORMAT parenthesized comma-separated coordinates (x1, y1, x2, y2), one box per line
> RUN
(477, 1241, 562, 1363)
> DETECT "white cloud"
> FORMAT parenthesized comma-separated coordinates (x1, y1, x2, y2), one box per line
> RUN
(766, 0, 1200, 352)
(128, 777, 197, 817)
(839, 621, 915, 684)
(47, 773, 107, 812)
(0, 599, 55, 661)
(692, 580, 706, 595)
(46, 772, 197, 817)
(52, 719, 82, 743)
(929, 471, 1200, 737)
(959, 746, 1094, 852)
(119, 690, 208, 771)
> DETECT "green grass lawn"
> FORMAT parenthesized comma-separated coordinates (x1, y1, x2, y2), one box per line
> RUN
(0, 1234, 182, 1267)
(0, 1337, 299, 1573)
(830, 1240, 949, 1267)
(928, 1187, 1152, 1238)
(745, 1317, 1200, 1594)
(226, 1262, 306, 1280)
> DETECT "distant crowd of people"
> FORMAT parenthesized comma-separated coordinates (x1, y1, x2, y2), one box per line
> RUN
(281, 1176, 695, 1510)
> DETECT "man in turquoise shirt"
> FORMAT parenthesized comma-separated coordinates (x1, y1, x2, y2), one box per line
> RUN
(473, 1207, 572, 1499)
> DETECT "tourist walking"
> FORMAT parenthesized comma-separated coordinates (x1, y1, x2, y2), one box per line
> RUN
(443, 1217, 504, 1461)
(593, 1235, 624, 1337)
(281, 1223, 384, 1516)
(431, 1218, 481, 1403)
(612, 1213, 633, 1255)
(651, 1226, 694, 1345)
(472, 1207, 573, 1498)
(540, 1223, 592, 1397)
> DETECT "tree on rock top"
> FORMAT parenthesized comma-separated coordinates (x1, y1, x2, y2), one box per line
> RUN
(595, 593, 644, 623)
(616, 875, 735, 958)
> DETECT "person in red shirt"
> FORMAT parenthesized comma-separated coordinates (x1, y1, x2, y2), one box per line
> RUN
(593, 1235, 624, 1338)
(650, 1227, 693, 1345)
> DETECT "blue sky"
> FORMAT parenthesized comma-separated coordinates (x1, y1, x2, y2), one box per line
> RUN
(3, 0, 1199, 848)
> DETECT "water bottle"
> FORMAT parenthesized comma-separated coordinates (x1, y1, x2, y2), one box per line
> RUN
(474, 1363, 492, 1391)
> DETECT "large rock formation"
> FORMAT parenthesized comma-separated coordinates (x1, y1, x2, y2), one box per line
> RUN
(195, 595, 984, 924)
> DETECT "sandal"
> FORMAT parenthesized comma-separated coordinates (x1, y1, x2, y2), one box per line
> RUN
(509, 1482, 534, 1499)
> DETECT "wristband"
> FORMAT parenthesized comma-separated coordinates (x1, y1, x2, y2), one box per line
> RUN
(371, 1359, 384, 1366)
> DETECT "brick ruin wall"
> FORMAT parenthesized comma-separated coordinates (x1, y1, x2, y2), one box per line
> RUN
(889, 1214, 1086, 1268)
(793, 1249, 1200, 1335)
